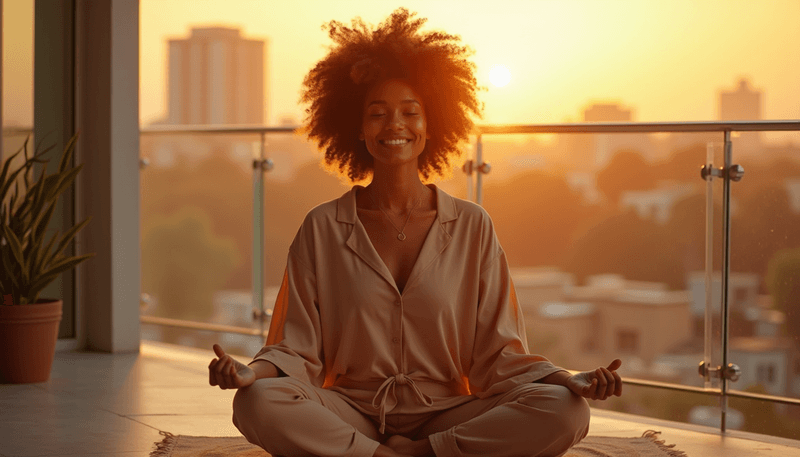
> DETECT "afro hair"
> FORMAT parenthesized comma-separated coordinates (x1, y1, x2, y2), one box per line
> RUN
(300, 8, 483, 183)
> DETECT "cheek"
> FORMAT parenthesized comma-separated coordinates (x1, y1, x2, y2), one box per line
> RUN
(415, 118, 428, 137)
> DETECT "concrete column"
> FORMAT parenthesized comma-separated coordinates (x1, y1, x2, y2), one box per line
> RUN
(74, 0, 140, 353)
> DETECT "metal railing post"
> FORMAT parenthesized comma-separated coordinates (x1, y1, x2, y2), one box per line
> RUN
(720, 130, 733, 433)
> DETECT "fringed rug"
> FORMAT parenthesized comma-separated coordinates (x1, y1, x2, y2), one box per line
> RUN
(149, 430, 688, 456)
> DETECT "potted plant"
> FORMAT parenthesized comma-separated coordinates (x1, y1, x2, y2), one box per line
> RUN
(0, 131, 95, 383)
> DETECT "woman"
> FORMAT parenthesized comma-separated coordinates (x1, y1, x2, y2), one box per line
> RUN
(209, 9, 622, 457)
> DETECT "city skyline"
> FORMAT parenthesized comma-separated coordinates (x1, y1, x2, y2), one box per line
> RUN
(3, 0, 800, 130)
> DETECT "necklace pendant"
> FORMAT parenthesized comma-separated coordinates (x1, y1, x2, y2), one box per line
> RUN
(397, 233, 407, 241)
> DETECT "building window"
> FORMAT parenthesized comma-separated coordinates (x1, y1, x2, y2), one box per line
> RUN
(616, 329, 639, 354)
(757, 363, 776, 384)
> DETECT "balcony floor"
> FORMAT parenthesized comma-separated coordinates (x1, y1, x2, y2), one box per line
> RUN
(1, 340, 799, 457)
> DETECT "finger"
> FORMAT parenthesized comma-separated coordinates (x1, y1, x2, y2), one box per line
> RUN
(213, 355, 229, 386)
(208, 358, 219, 386)
(229, 363, 240, 386)
(607, 359, 622, 371)
(213, 344, 225, 358)
(595, 368, 607, 399)
(601, 367, 615, 399)
(613, 370, 623, 396)
(221, 358, 234, 389)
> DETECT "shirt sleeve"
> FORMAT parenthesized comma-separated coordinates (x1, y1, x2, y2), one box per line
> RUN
(467, 216, 569, 398)
(248, 248, 325, 387)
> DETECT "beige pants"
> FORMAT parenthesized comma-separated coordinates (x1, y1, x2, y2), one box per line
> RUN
(232, 377, 590, 457)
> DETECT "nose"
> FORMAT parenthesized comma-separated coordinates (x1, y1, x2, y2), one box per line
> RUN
(387, 110, 404, 131)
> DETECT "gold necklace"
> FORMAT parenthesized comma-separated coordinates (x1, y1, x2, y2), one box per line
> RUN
(366, 188, 422, 241)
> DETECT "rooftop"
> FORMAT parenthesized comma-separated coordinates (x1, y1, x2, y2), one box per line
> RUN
(1, 340, 799, 456)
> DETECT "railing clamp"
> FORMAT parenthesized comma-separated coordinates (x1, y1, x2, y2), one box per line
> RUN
(253, 158, 274, 171)
(462, 160, 491, 176)
(698, 361, 741, 382)
(700, 164, 745, 182)
(252, 307, 273, 322)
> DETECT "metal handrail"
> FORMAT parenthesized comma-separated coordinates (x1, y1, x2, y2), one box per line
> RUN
(139, 119, 800, 136)
(475, 120, 800, 134)
(140, 314, 268, 338)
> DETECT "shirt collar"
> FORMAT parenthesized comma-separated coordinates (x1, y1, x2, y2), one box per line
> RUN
(336, 183, 458, 224)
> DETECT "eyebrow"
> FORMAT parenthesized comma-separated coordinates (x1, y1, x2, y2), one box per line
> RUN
(366, 99, 421, 107)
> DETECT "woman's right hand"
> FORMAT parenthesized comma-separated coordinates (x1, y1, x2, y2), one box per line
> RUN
(209, 344, 256, 390)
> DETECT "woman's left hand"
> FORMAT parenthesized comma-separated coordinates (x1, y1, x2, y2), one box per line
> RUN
(566, 359, 623, 400)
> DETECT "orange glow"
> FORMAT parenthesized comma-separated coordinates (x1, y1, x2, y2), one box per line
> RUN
(141, 1, 796, 126)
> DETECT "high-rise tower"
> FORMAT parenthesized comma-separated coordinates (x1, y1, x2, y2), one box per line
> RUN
(166, 27, 266, 125)
(719, 79, 762, 153)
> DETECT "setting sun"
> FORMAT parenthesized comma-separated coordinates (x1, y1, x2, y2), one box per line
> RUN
(489, 65, 511, 88)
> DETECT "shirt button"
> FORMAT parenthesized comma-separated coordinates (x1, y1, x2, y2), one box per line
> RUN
(392, 337, 400, 344)
(394, 300, 401, 307)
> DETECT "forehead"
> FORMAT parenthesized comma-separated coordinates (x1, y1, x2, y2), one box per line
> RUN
(364, 79, 423, 106)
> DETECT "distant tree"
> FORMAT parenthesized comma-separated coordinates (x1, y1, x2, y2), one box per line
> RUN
(663, 192, 723, 279)
(141, 146, 254, 292)
(561, 209, 685, 289)
(732, 184, 799, 293)
(483, 170, 587, 268)
(142, 206, 242, 324)
(596, 149, 655, 205)
(766, 247, 800, 347)
(261, 161, 351, 286)
(654, 143, 706, 183)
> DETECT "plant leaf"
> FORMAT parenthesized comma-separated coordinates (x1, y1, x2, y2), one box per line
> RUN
(34, 230, 60, 278)
(50, 217, 92, 262)
(28, 253, 95, 298)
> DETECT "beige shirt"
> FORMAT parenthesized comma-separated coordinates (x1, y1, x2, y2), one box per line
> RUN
(251, 184, 567, 433)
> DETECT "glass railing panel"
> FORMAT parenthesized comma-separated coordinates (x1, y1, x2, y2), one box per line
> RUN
(140, 131, 271, 357)
(478, 131, 726, 403)
(728, 130, 800, 438)
(594, 383, 721, 430)
(138, 128, 474, 357)
(727, 393, 800, 441)
(257, 131, 353, 289)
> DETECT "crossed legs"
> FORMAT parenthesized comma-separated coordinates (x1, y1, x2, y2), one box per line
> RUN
(232, 377, 590, 457)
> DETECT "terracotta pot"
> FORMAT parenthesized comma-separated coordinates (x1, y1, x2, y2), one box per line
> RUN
(0, 299, 63, 384)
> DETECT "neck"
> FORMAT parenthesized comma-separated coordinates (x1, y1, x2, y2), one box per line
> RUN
(368, 161, 428, 212)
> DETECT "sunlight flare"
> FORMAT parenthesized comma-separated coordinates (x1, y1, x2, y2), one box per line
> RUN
(489, 65, 511, 88)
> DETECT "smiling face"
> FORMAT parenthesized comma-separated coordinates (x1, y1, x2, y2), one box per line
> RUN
(361, 79, 430, 168)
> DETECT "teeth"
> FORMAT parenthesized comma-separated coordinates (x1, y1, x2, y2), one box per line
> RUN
(383, 139, 410, 145)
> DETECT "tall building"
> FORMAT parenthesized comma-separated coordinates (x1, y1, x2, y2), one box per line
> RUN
(569, 102, 653, 173)
(719, 78, 762, 121)
(166, 27, 266, 125)
(719, 78, 762, 153)
(583, 103, 632, 123)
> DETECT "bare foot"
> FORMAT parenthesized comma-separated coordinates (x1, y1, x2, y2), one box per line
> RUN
(384, 435, 433, 456)
(385, 435, 414, 453)
(372, 443, 412, 457)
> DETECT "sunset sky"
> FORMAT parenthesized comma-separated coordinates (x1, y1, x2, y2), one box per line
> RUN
(3, 0, 800, 128)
